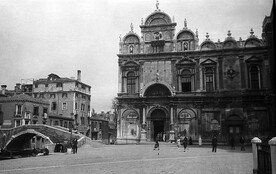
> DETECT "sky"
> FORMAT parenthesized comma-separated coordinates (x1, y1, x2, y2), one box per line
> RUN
(0, 0, 273, 113)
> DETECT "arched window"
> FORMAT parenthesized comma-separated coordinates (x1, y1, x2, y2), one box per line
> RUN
(205, 68, 214, 91)
(249, 66, 260, 89)
(181, 70, 191, 92)
(127, 72, 136, 94)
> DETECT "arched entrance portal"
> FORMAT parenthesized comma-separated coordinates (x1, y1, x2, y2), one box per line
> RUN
(226, 114, 244, 144)
(150, 109, 169, 141)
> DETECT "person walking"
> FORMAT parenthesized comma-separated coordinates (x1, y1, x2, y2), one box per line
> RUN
(183, 136, 188, 152)
(212, 136, 218, 152)
(153, 140, 160, 155)
(177, 137, 181, 149)
(73, 138, 78, 154)
(153, 140, 159, 151)
(230, 136, 235, 150)
(240, 136, 245, 151)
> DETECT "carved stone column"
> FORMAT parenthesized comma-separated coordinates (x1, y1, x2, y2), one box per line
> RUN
(169, 105, 175, 142)
(140, 106, 147, 142)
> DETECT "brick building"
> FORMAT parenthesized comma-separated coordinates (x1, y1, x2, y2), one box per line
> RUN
(0, 92, 49, 128)
(116, 3, 274, 144)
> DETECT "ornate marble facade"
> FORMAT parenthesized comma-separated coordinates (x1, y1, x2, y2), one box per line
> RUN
(116, 5, 274, 144)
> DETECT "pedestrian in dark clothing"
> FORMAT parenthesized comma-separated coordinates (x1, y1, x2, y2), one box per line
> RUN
(240, 136, 245, 151)
(183, 136, 188, 152)
(153, 140, 160, 155)
(153, 140, 159, 151)
(212, 136, 218, 152)
(73, 138, 78, 154)
(230, 136, 235, 150)
(189, 137, 193, 145)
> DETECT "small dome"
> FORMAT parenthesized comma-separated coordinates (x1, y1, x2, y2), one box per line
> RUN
(176, 29, 195, 40)
(244, 29, 262, 47)
(144, 11, 172, 26)
(200, 40, 216, 50)
(123, 33, 140, 44)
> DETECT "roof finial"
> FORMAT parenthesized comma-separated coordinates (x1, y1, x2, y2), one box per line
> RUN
(155, 0, 160, 11)
(141, 18, 144, 25)
(130, 23, 133, 32)
(184, 18, 187, 28)
(227, 30, 231, 37)
(196, 29, 198, 38)
(206, 32, 210, 40)
(250, 28, 254, 37)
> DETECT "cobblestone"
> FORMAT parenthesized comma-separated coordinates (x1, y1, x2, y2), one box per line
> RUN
(0, 142, 253, 174)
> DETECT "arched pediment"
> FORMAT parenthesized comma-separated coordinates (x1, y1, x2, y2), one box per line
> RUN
(122, 60, 140, 67)
(144, 12, 172, 26)
(122, 109, 139, 120)
(222, 39, 238, 49)
(200, 40, 216, 50)
(123, 33, 140, 44)
(142, 82, 174, 97)
(176, 30, 195, 40)
(244, 37, 262, 47)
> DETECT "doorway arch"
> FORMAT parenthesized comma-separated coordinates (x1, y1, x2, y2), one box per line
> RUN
(148, 108, 169, 141)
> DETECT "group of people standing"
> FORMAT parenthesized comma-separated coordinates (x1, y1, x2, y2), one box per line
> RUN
(154, 135, 246, 153)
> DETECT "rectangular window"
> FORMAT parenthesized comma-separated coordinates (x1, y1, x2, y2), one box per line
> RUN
(81, 117, 85, 125)
(33, 106, 39, 116)
(15, 120, 21, 127)
(52, 102, 57, 111)
(34, 84, 38, 88)
(75, 103, 78, 109)
(206, 75, 214, 91)
(62, 103, 67, 110)
(181, 77, 191, 92)
(25, 112, 31, 119)
(251, 73, 259, 89)
(56, 83, 63, 88)
(99, 122, 102, 130)
(54, 120, 59, 126)
(64, 121, 68, 128)
(81, 104, 85, 111)
(16, 105, 22, 115)
(45, 84, 48, 87)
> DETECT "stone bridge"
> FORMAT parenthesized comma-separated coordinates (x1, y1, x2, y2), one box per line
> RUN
(0, 125, 85, 151)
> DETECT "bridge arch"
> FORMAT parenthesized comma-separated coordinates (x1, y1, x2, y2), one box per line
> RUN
(4, 129, 53, 150)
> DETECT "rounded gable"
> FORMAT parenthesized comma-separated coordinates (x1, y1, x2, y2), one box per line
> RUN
(200, 40, 216, 50)
(144, 11, 172, 26)
(123, 33, 140, 44)
(244, 37, 262, 47)
(176, 30, 195, 40)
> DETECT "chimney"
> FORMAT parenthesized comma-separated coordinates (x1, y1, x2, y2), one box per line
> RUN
(14, 83, 21, 92)
(77, 70, 81, 82)
(1, 85, 7, 95)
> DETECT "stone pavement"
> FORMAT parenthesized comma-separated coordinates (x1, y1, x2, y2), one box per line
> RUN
(0, 142, 253, 174)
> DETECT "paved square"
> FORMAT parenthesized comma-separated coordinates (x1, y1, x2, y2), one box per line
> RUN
(0, 142, 253, 174)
